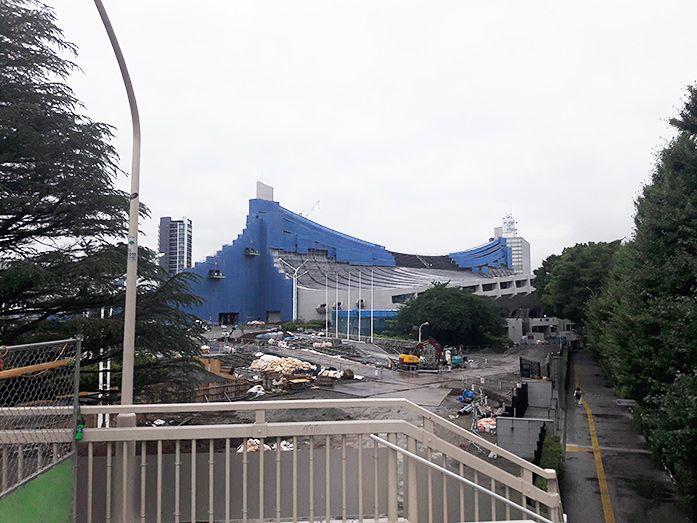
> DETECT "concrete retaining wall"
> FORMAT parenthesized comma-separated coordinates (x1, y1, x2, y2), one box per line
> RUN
(525, 379, 553, 408)
(497, 417, 554, 461)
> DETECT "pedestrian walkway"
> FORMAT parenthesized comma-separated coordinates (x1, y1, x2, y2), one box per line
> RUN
(561, 349, 688, 523)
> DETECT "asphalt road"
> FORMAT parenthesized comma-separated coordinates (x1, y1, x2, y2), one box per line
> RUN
(561, 349, 689, 523)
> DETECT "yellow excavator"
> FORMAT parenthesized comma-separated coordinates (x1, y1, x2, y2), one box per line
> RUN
(398, 337, 444, 371)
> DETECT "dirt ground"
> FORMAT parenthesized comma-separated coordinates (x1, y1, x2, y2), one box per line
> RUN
(214, 343, 547, 431)
(147, 338, 551, 441)
(106, 343, 551, 469)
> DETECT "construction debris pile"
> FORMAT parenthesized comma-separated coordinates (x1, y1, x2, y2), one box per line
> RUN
(246, 352, 355, 394)
(236, 438, 294, 453)
(318, 369, 343, 379)
(476, 417, 497, 433)
(250, 354, 313, 373)
(456, 388, 504, 436)
(267, 338, 293, 349)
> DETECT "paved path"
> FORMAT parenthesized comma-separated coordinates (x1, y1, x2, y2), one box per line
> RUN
(562, 349, 688, 523)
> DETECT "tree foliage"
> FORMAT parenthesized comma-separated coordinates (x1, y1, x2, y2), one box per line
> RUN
(0, 0, 204, 400)
(587, 86, 697, 517)
(533, 241, 621, 327)
(0, 0, 130, 257)
(391, 283, 507, 346)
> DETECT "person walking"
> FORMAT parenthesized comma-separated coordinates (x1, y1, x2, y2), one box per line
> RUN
(574, 386, 583, 406)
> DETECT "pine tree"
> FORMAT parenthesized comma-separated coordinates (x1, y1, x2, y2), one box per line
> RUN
(0, 0, 204, 401)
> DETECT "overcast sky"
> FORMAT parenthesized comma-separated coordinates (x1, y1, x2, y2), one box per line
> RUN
(48, 1, 697, 270)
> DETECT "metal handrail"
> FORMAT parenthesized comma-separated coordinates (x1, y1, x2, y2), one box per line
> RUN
(371, 434, 556, 523)
(13, 396, 567, 522)
(1, 338, 77, 352)
(71, 417, 560, 511)
(5, 398, 558, 479)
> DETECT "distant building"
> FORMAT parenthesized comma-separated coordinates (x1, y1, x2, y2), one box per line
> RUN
(158, 217, 193, 275)
(494, 213, 530, 274)
(183, 183, 536, 328)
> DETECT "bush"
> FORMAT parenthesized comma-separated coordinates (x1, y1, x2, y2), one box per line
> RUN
(282, 321, 323, 332)
(534, 435, 563, 491)
(539, 435, 563, 475)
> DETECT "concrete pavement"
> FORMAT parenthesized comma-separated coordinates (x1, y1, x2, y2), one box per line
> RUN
(561, 348, 688, 523)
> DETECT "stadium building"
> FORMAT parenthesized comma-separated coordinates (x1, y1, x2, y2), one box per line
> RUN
(185, 182, 536, 334)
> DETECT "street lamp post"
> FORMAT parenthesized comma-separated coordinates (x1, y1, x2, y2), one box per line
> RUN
(279, 258, 308, 321)
(93, 0, 140, 408)
(346, 272, 351, 340)
(418, 321, 429, 343)
(93, 2, 139, 519)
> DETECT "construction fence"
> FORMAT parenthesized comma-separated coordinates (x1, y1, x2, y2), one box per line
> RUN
(0, 338, 81, 498)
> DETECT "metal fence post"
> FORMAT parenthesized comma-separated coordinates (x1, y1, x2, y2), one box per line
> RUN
(387, 433, 398, 522)
(113, 413, 137, 522)
(407, 437, 418, 523)
(72, 336, 82, 523)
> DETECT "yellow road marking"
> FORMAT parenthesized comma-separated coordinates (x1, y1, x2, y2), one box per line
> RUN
(566, 445, 593, 452)
(575, 364, 616, 523)
(583, 400, 615, 523)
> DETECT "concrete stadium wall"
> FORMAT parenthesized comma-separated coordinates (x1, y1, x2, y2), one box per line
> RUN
(297, 279, 535, 323)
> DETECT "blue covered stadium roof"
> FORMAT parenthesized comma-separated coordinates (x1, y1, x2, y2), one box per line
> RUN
(184, 195, 515, 323)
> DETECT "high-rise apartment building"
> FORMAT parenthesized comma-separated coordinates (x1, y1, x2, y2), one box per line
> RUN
(494, 213, 530, 274)
(158, 217, 193, 275)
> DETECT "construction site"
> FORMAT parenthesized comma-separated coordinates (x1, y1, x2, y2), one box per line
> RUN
(4, 325, 686, 522)
(180, 324, 562, 463)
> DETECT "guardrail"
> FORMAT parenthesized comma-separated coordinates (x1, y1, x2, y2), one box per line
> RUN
(66, 398, 563, 523)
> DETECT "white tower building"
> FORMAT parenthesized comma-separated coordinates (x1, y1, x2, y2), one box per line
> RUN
(494, 213, 530, 274)
(158, 216, 193, 275)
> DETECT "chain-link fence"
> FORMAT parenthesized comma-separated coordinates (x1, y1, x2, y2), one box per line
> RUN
(0, 338, 81, 497)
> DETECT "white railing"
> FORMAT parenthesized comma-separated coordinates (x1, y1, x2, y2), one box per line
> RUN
(6, 399, 564, 522)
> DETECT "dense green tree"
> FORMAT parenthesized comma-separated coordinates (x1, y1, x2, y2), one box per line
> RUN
(530, 253, 560, 300)
(533, 241, 621, 327)
(391, 283, 507, 346)
(0, 0, 129, 257)
(587, 86, 697, 517)
(0, 0, 204, 400)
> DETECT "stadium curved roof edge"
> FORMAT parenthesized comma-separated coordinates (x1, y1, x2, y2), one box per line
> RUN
(196, 197, 513, 275)
(183, 189, 526, 324)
